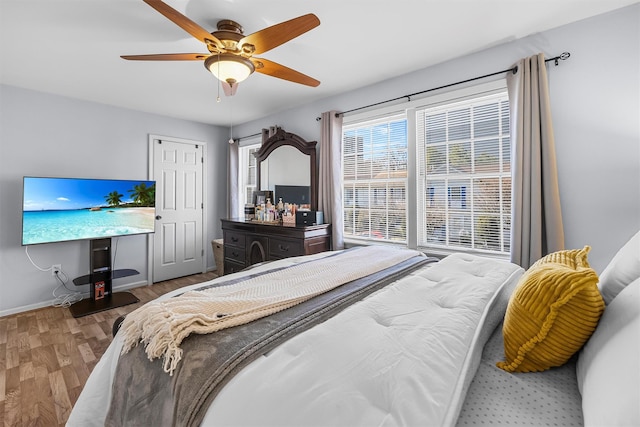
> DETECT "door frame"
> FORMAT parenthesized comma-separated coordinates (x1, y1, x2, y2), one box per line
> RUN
(147, 133, 208, 284)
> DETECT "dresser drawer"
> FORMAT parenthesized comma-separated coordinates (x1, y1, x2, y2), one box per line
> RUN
(224, 259, 245, 275)
(224, 246, 245, 264)
(224, 230, 245, 248)
(269, 238, 304, 259)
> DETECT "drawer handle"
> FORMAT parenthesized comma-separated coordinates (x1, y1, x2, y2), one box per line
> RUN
(278, 244, 289, 252)
(231, 236, 239, 243)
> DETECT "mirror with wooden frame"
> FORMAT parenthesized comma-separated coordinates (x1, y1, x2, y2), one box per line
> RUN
(255, 129, 317, 211)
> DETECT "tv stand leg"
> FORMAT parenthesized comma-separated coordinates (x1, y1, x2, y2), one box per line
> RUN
(69, 238, 140, 318)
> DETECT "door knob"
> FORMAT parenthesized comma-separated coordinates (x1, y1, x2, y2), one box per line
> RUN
(155, 215, 162, 220)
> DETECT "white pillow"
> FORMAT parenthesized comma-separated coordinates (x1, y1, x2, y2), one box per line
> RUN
(577, 277, 640, 427)
(598, 231, 640, 304)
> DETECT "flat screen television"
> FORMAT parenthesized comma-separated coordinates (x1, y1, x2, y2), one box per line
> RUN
(22, 176, 156, 245)
(275, 185, 311, 207)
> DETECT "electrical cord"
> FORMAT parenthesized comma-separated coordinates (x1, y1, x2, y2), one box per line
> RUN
(25, 246, 83, 307)
(24, 246, 52, 272)
(52, 268, 83, 308)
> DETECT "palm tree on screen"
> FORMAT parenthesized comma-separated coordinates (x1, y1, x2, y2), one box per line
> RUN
(105, 191, 124, 207)
(128, 183, 156, 207)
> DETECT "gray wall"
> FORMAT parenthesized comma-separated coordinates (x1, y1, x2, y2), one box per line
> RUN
(234, 4, 640, 274)
(0, 86, 229, 315)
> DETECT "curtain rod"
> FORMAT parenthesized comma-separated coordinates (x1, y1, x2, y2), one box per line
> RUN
(235, 132, 261, 143)
(236, 52, 570, 138)
(321, 52, 570, 119)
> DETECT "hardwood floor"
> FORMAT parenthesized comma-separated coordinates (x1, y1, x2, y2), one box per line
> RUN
(0, 271, 217, 427)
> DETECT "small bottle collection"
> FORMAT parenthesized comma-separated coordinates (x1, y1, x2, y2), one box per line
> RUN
(246, 197, 298, 224)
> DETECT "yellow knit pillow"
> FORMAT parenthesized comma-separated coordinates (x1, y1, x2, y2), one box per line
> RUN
(497, 246, 604, 372)
(530, 246, 592, 270)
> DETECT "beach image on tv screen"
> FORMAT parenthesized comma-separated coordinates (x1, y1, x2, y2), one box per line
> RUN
(22, 177, 156, 245)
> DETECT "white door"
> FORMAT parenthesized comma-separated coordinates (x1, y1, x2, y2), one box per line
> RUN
(151, 137, 204, 282)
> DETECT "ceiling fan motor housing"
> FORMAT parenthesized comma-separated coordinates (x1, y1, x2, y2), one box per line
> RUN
(207, 20, 255, 55)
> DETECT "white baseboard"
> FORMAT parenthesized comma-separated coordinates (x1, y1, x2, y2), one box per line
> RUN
(0, 279, 150, 317)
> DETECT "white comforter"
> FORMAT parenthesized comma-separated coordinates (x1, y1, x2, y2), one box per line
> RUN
(67, 251, 523, 427)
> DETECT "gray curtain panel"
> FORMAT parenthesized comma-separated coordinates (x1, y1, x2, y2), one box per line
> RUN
(318, 111, 344, 250)
(508, 53, 565, 268)
(228, 141, 239, 219)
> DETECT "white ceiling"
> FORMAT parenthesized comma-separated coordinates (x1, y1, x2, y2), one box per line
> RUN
(1, 0, 637, 126)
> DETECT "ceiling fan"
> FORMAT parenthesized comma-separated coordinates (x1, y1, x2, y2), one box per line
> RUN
(122, 0, 321, 96)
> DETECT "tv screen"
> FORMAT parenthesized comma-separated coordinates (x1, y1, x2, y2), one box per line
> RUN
(22, 176, 156, 245)
(275, 185, 311, 207)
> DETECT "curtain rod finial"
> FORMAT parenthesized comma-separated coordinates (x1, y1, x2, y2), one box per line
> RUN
(553, 52, 571, 66)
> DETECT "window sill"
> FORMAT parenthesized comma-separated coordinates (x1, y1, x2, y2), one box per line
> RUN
(343, 238, 510, 262)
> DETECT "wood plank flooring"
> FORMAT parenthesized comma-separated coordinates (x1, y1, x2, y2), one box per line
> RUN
(0, 271, 217, 427)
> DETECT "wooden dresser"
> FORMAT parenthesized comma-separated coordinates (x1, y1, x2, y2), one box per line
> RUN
(221, 218, 332, 274)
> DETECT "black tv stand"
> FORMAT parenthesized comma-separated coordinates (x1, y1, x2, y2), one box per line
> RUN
(69, 238, 140, 318)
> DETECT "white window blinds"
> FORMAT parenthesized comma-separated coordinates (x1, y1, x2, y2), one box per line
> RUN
(416, 92, 511, 254)
(343, 114, 408, 242)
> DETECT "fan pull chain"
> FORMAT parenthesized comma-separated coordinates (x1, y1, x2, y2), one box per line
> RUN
(216, 53, 221, 103)
(228, 96, 234, 144)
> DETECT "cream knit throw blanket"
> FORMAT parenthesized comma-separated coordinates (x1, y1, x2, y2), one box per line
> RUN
(119, 246, 422, 375)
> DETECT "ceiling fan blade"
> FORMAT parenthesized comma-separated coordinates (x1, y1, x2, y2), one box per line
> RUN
(143, 0, 222, 48)
(221, 81, 238, 96)
(252, 58, 320, 87)
(121, 53, 209, 61)
(239, 14, 320, 55)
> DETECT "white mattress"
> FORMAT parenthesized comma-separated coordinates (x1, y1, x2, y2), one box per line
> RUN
(68, 251, 524, 427)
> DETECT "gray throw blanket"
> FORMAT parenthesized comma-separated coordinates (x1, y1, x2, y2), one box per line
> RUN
(105, 251, 434, 427)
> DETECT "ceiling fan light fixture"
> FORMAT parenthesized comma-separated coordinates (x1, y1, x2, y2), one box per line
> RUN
(205, 54, 255, 84)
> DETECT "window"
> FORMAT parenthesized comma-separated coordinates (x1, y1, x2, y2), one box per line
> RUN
(417, 92, 511, 253)
(343, 115, 408, 242)
(342, 82, 511, 256)
(238, 142, 260, 213)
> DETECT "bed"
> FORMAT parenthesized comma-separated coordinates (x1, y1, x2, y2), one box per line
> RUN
(66, 232, 640, 427)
